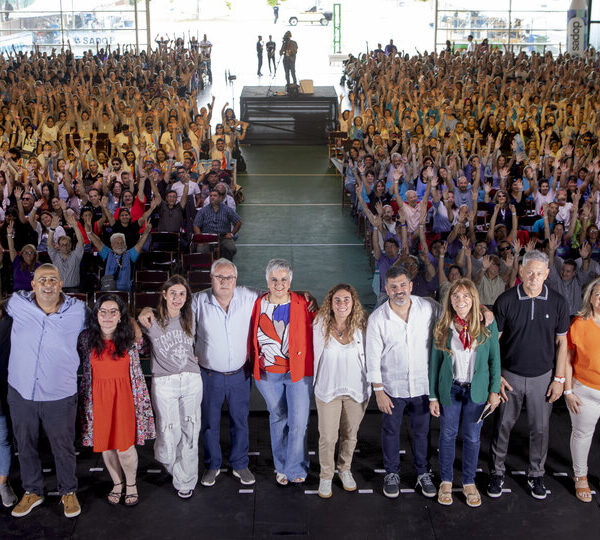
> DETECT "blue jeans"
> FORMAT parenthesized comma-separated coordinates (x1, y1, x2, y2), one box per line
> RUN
(255, 371, 312, 480)
(439, 383, 485, 484)
(382, 395, 430, 475)
(0, 414, 11, 477)
(201, 367, 251, 470)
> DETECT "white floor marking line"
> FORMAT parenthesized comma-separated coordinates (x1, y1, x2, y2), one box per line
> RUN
(502, 488, 512, 493)
(243, 203, 339, 206)
(374, 469, 386, 474)
(219, 468, 228, 472)
(147, 469, 162, 474)
(89, 467, 104, 472)
(237, 243, 363, 247)
(248, 451, 260, 456)
(48, 491, 59, 496)
(358, 489, 373, 494)
(553, 472, 569, 477)
(304, 490, 319, 495)
(476, 468, 483, 472)
(239, 489, 254, 494)
(511, 470, 526, 475)
(399, 450, 406, 454)
(308, 451, 316, 455)
(42, 468, 52, 473)
(400, 488, 416, 493)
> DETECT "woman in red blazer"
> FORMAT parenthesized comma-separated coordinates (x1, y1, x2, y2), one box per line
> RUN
(250, 259, 315, 485)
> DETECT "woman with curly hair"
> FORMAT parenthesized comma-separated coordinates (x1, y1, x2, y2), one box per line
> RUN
(429, 278, 501, 508)
(313, 284, 370, 498)
(138, 275, 201, 499)
(78, 294, 155, 507)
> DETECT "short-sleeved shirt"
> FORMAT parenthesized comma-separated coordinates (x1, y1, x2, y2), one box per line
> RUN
(193, 203, 241, 235)
(567, 317, 600, 391)
(493, 283, 570, 377)
(157, 201, 184, 233)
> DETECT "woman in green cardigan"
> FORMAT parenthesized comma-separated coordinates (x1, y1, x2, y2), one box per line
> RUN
(429, 278, 501, 508)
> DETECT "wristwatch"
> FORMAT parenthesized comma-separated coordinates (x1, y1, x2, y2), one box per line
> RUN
(553, 376, 566, 384)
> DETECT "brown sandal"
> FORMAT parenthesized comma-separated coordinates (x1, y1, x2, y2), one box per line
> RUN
(437, 481, 453, 505)
(574, 476, 593, 503)
(463, 484, 482, 508)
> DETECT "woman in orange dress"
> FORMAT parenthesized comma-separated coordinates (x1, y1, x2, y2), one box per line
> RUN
(78, 294, 155, 506)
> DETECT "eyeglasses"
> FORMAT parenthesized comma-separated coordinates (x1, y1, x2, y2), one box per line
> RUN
(22, 251, 35, 255)
(498, 246, 511, 252)
(212, 275, 236, 282)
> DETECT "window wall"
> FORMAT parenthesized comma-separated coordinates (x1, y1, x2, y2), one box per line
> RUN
(435, 0, 569, 54)
(0, 0, 149, 56)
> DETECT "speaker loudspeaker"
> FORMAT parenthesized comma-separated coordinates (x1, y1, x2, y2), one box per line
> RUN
(299, 79, 314, 94)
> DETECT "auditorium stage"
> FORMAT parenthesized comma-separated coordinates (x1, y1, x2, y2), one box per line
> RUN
(240, 85, 338, 145)
(2, 406, 599, 539)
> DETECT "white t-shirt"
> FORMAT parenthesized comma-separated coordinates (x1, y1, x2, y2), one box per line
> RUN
(450, 322, 477, 383)
(314, 338, 369, 403)
(172, 181, 201, 203)
(533, 189, 555, 215)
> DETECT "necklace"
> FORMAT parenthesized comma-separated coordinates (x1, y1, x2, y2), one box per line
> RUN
(334, 324, 347, 338)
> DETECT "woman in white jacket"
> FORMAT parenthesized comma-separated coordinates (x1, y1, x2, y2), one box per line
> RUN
(313, 284, 370, 498)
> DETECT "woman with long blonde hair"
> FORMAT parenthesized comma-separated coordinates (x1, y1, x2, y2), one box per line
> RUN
(564, 277, 600, 503)
(429, 278, 501, 508)
(313, 284, 370, 498)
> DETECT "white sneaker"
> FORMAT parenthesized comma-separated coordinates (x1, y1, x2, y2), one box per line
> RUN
(339, 470, 357, 491)
(318, 479, 332, 498)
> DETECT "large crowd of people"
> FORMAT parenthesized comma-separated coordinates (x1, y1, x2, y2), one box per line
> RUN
(0, 38, 247, 296)
(0, 36, 600, 525)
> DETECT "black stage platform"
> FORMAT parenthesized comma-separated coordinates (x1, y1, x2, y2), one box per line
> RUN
(1, 405, 600, 539)
(240, 86, 338, 145)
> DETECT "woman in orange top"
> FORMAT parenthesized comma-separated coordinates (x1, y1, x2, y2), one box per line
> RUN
(250, 259, 315, 485)
(78, 294, 155, 506)
(565, 276, 600, 503)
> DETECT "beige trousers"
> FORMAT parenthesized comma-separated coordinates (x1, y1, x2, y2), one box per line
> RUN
(315, 395, 368, 480)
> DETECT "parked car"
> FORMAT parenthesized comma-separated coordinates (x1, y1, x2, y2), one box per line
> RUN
(288, 6, 333, 26)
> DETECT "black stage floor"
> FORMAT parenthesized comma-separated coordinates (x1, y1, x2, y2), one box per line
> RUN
(1, 406, 599, 540)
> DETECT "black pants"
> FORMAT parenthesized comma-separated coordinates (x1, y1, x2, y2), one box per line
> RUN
(283, 57, 297, 85)
(257, 53, 263, 75)
(268, 54, 276, 73)
(8, 386, 78, 496)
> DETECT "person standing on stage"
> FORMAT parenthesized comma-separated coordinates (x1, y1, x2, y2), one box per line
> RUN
(266, 35, 277, 75)
(257, 35, 264, 76)
(280, 31, 298, 86)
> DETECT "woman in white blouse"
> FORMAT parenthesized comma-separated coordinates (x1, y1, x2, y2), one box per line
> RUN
(313, 284, 370, 498)
(429, 278, 501, 507)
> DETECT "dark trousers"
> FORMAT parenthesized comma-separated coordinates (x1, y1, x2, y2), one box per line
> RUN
(268, 54, 276, 73)
(200, 367, 251, 470)
(7, 386, 78, 496)
(257, 53, 263, 75)
(382, 394, 430, 475)
(283, 57, 297, 85)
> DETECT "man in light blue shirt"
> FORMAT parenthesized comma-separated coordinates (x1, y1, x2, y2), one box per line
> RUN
(191, 258, 261, 488)
(6, 264, 85, 518)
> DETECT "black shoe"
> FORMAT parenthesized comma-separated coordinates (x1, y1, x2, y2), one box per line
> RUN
(527, 476, 547, 500)
(383, 473, 400, 499)
(487, 474, 504, 498)
(416, 472, 436, 498)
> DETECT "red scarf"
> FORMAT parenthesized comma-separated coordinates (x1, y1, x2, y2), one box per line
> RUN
(454, 315, 472, 350)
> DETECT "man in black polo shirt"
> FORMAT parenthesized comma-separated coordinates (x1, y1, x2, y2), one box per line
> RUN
(488, 250, 569, 500)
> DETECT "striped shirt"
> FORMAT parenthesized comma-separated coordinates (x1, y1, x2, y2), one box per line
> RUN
(193, 203, 241, 235)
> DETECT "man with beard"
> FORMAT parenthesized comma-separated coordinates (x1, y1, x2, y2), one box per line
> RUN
(86, 222, 152, 292)
(366, 265, 440, 500)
